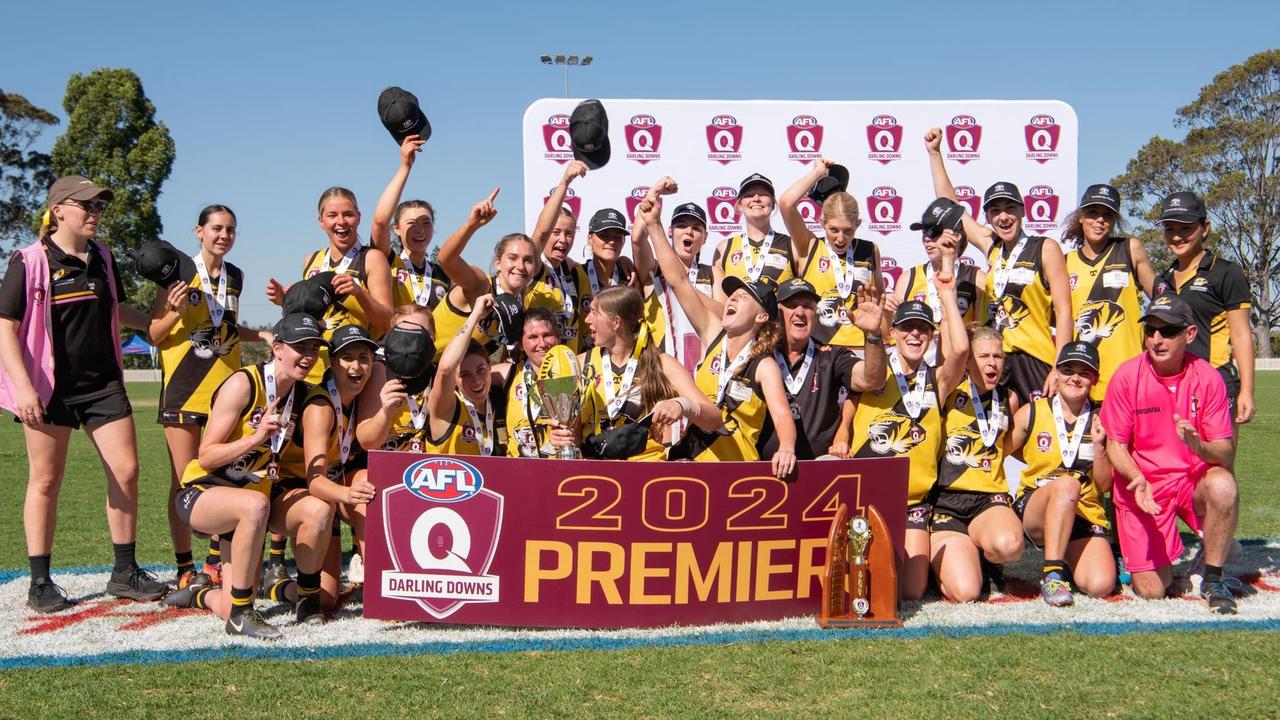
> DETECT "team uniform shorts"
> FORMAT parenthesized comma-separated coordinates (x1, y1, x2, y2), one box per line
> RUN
(930, 489, 1013, 535)
(1012, 488, 1110, 544)
(999, 351, 1051, 405)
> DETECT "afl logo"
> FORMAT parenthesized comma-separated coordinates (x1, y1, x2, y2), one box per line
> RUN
(624, 185, 651, 223)
(866, 114, 903, 164)
(706, 186, 742, 235)
(1024, 114, 1061, 164)
(786, 114, 823, 163)
(944, 114, 983, 164)
(1023, 185, 1060, 231)
(1036, 431, 1052, 452)
(625, 114, 663, 164)
(1068, 272, 1078, 290)
(706, 115, 744, 165)
(403, 457, 484, 503)
(865, 186, 904, 236)
(541, 114, 574, 164)
(953, 186, 981, 219)
(542, 186, 581, 221)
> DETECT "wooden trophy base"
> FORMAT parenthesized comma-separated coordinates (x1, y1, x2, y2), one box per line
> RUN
(817, 503, 902, 629)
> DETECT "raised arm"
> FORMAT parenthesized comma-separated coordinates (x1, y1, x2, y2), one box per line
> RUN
(924, 128, 994, 255)
(640, 195, 719, 341)
(779, 158, 834, 260)
(932, 232, 971, 398)
(436, 188, 501, 299)
(370, 135, 426, 257)
(849, 284, 888, 391)
(147, 280, 190, 345)
(531, 161, 587, 252)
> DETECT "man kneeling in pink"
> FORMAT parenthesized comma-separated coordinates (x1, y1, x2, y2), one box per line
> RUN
(1100, 294, 1239, 614)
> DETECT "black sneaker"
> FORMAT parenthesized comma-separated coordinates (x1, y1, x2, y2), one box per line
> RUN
(980, 558, 1007, 596)
(259, 563, 292, 596)
(27, 579, 75, 613)
(106, 566, 169, 601)
(225, 607, 283, 640)
(163, 573, 212, 608)
(1201, 579, 1239, 615)
(295, 594, 324, 624)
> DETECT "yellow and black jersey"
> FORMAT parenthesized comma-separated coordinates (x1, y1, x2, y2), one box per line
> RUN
(526, 262, 592, 352)
(901, 261, 984, 327)
(302, 246, 378, 383)
(719, 232, 794, 286)
(938, 377, 1011, 494)
(798, 237, 877, 346)
(157, 262, 245, 423)
(1154, 251, 1251, 371)
(675, 332, 768, 462)
(579, 345, 666, 461)
(985, 234, 1055, 365)
(276, 383, 333, 481)
(645, 263, 713, 370)
(425, 387, 508, 456)
(390, 254, 451, 310)
(1066, 238, 1144, 401)
(430, 290, 493, 363)
(179, 363, 310, 495)
(851, 363, 944, 505)
(505, 362, 550, 458)
(1016, 398, 1108, 530)
(379, 385, 432, 453)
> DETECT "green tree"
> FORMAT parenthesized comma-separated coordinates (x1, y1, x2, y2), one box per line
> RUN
(1113, 49, 1280, 357)
(0, 90, 58, 253)
(50, 68, 175, 307)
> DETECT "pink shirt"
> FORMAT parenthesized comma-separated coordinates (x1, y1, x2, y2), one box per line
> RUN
(1101, 352, 1233, 505)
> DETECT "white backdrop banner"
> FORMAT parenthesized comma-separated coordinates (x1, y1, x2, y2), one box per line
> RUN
(522, 99, 1077, 292)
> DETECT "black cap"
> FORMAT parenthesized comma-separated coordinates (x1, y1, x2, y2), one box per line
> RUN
(273, 313, 325, 345)
(570, 99, 610, 170)
(382, 321, 435, 381)
(909, 198, 966, 233)
(329, 324, 379, 355)
(1141, 294, 1196, 326)
(377, 86, 432, 145)
(1079, 184, 1121, 214)
(808, 164, 850, 205)
(776, 278, 820, 304)
(721, 275, 778, 319)
(133, 240, 197, 288)
(1056, 341, 1100, 372)
(892, 300, 936, 327)
(589, 207, 627, 234)
(1157, 191, 1207, 224)
(670, 202, 708, 226)
(738, 173, 775, 196)
(982, 181, 1023, 209)
(492, 293, 525, 349)
(283, 272, 336, 321)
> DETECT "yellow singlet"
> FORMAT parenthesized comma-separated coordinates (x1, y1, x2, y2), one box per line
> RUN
(938, 376, 1011, 494)
(851, 362, 944, 505)
(984, 234, 1055, 365)
(1065, 238, 1143, 402)
(157, 261, 244, 423)
(1016, 397, 1108, 529)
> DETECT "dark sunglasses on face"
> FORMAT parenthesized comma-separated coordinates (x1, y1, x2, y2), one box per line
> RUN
(1144, 324, 1188, 338)
(65, 199, 109, 214)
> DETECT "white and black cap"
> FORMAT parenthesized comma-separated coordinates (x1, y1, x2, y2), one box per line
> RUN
(982, 181, 1023, 209)
(738, 173, 775, 196)
(670, 202, 708, 226)
(1056, 341, 1099, 372)
(589, 207, 627, 234)
(1079, 184, 1120, 214)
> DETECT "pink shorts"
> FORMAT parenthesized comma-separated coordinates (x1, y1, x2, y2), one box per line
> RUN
(1115, 477, 1204, 574)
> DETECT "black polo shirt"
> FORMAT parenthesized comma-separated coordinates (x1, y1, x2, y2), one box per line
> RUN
(0, 239, 127, 401)
(757, 342, 859, 460)
(1153, 251, 1250, 370)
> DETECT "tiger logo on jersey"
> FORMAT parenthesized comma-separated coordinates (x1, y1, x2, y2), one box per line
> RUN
(816, 295, 851, 329)
(189, 321, 233, 360)
(945, 428, 999, 472)
(989, 296, 1030, 331)
(865, 412, 925, 455)
(1075, 300, 1125, 344)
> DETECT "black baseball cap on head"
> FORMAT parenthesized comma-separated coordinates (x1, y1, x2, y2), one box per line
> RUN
(283, 272, 336, 321)
(589, 207, 627, 234)
(776, 278, 820, 305)
(909, 198, 966, 233)
(492, 293, 525, 349)
(808, 164, 850, 205)
(1079, 184, 1121, 214)
(1157, 191, 1208, 224)
(274, 313, 325, 345)
(738, 173, 775, 197)
(133, 239, 197, 288)
(570, 99, 610, 170)
(982, 181, 1023, 209)
(1141, 294, 1196, 326)
(382, 322, 435, 381)
(1056, 341, 1100, 372)
(721, 275, 778, 319)
(377, 86, 432, 145)
(329, 324, 379, 355)
(48, 175, 113, 206)
(670, 202, 708, 227)
(892, 300, 936, 328)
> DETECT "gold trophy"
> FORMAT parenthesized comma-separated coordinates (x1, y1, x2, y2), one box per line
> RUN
(819, 503, 901, 628)
(848, 516, 872, 619)
(535, 344, 592, 459)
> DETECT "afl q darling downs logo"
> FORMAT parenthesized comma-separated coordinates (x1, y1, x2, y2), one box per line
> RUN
(542, 114, 574, 164)
(866, 114, 903, 165)
(625, 114, 663, 164)
(1024, 114, 1060, 164)
(625, 186, 651, 223)
(786, 114, 823, 164)
(706, 114, 743, 165)
(706, 186, 742, 236)
(381, 458, 503, 619)
(1022, 185, 1060, 233)
(865, 186, 904, 236)
(945, 115, 983, 164)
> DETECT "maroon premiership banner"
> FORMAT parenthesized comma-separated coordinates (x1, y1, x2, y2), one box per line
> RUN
(363, 453, 908, 628)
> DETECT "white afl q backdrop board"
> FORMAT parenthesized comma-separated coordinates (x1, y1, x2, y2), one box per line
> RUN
(522, 99, 1078, 291)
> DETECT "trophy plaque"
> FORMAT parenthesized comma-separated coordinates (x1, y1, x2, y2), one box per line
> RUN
(818, 503, 901, 628)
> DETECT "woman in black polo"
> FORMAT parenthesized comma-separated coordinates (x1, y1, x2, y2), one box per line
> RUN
(0, 176, 167, 613)
(1152, 191, 1255, 424)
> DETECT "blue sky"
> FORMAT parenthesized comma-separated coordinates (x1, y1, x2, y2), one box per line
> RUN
(6, 0, 1278, 325)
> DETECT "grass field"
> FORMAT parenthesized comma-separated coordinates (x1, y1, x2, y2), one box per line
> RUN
(2, 378, 1279, 717)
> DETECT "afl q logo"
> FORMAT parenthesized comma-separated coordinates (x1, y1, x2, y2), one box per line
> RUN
(1024, 114, 1061, 164)
(953, 186, 981, 219)
(625, 114, 663, 164)
(796, 197, 823, 232)
(880, 256, 903, 293)
(706, 115, 744, 165)
(786, 114, 823, 163)
(866, 114, 903, 165)
(706, 186, 742, 235)
(541, 114, 573, 164)
(1023, 185, 1060, 231)
(944, 114, 983, 164)
(541, 186, 581, 223)
(624, 186, 651, 226)
(865, 186, 904, 236)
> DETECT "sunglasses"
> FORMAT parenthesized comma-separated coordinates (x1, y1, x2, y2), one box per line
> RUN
(1143, 324, 1188, 338)
(65, 199, 109, 214)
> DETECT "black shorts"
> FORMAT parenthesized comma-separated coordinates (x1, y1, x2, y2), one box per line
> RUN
(16, 387, 133, 429)
(1012, 488, 1110, 544)
(906, 502, 931, 530)
(174, 483, 209, 527)
(999, 351, 1050, 406)
(271, 476, 309, 500)
(1217, 365, 1241, 418)
(157, 408, 208, 427)
(930, 489, 1012, 535)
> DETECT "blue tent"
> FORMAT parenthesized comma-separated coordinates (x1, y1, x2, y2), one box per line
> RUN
(121, 334, 158, 368)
